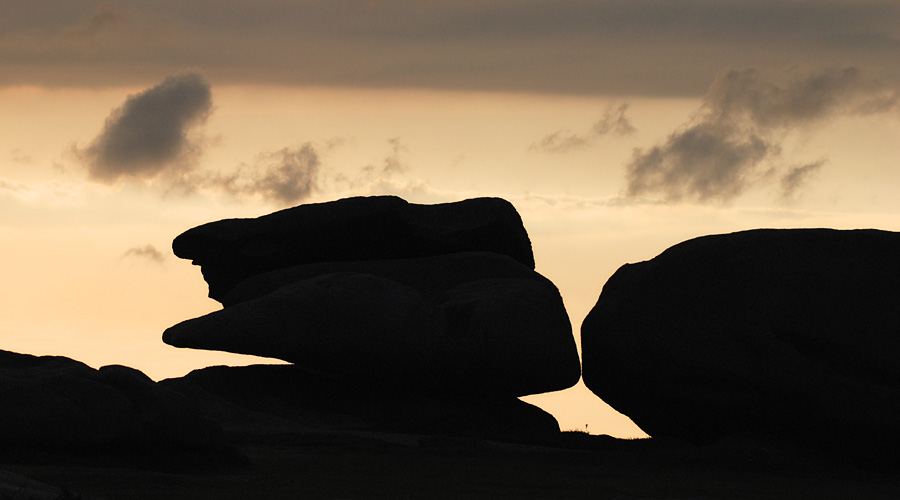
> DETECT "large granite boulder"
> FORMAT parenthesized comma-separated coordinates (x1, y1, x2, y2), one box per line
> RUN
(173, 196, 534, 302)
(164, 252, 580, 397)
(581, 229, 900, 461)
(0, 349, 233, 462)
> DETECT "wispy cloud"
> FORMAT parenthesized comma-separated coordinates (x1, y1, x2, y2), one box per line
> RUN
(336, 138, 411, 190)
(531, 104, 636, 153)
(9, 148, 35, 165)
(779, 160, 826, 200)
(624, 67, 899, 203)
(380, 137, 409, 175)
(193, 138, 411, 207)
(0, 178, 85, 206)
(122, 244, 166, 264)
(74, 73, 213, 184)
(212, 144, 322, 205)
(62, 2, 130, 40)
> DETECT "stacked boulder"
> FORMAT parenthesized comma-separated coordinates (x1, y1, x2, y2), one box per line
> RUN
(163, 196, 581, 437)
(581, 228, 900, 464)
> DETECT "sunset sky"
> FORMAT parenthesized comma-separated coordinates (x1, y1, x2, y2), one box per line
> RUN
(2, 1, 899, 438)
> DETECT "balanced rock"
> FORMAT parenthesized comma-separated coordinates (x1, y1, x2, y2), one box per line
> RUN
(173, 196, 534, 302)
(582, 229, 900, 460)
(0, 349, 228, 456)
(164, 252, 580, 397)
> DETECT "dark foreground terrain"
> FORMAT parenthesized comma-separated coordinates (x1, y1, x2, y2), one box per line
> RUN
(3, 429, 899, 500)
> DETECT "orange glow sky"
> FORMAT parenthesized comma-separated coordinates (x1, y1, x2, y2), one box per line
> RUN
(2, 1, 900, 438)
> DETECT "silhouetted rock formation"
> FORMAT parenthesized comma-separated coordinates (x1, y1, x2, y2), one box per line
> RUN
(161, 364, 562, 441)
(581, 228, 900, 463)
(0, 470, 66, 500)
(173, 196, 535, 302)
(0, 349, 234, 463)
(165, 196, 580, 438)
(165, 252, 578, 396)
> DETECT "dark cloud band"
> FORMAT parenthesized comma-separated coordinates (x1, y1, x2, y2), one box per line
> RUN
(4, 1, 899, 96)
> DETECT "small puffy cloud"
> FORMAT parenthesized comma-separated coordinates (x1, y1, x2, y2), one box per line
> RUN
(122, 244, 166, 263)
(75, 73, 213, 184)
(531, 104, 635, 153)
(624, 67, 898, 203)
(214, 143, 321, 205)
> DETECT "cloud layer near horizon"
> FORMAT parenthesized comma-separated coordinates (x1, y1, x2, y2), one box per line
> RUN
(624, 67, 899, 203)
(4, 1, 900, 96)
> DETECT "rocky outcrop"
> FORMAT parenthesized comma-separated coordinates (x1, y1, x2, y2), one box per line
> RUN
(0, 349, 233, 461)
(164, 253, 579, 397)
(164, 196, 580, 439)
(581, 228, 900, 461)
(0, 471, 66, 500)
(161, 364, 562, 441)
(173, 196, 535, 302)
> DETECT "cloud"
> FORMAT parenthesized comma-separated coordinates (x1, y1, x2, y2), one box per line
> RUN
(380, 137, 409, 175)
(339, 138, 411, 190)
(702, 67, 899, 128)
(624, 67, 898, 203)
(530, 131, 593, 154)
(531, 104, 636, 153)
(592, 104, 638, 136)
(779, 160, 825, 200)
(9, 149, 35, 165)
(3, 2, 899, 95)
(207, 143, 321, 206)
(625, 124, 772, 202)
(122, 244, 166, 263)
(75, 73, 213, 184)
(0, 178, 85, 206)
(62, 2, 130, 40)
(361, 137, 409, 176)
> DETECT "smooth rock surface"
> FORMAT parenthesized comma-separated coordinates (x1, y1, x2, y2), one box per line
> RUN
(172, 196, 535, 302)
(581, 228, 900, 461)
(164, 254, 580, 397)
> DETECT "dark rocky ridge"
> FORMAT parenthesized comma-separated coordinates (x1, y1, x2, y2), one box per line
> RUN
(173, 196, 535, 302)
(0, 349, 239, 468)
(581, 228, 900, 465)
